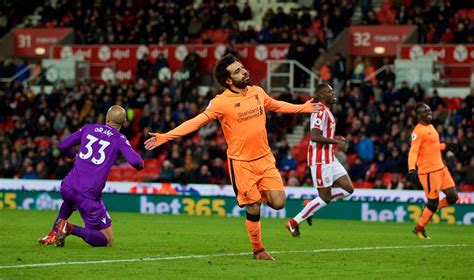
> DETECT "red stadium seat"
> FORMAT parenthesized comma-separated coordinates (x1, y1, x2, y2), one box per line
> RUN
(459, 184, 474, 192)
(108, 167, 123, 181)
(381, 173, 394, 187)
(292, 145, 307, 163)
(296, 163, 307, 180)
(359, 181, 375, 189)
(347, 154, 357, 167)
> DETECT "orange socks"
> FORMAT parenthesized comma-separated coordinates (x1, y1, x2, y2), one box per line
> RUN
(246, 211, 264, 253)
(246, 220, 263, 252)
(417, 198, 452, 230)
(417, 207, 434, 228)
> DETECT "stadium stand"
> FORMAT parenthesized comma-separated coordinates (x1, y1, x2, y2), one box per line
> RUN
(0, 0, 472, 192)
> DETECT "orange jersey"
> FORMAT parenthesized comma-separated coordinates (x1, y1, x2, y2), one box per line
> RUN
(204, 86, 312, 161)
(157, 85, 313, 161)
(408, 124, 446, 174)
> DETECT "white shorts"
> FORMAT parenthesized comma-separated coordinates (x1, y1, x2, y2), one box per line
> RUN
(310, 159, 348, 188)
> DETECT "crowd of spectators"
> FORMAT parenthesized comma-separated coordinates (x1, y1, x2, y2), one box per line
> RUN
(0, 0, 472, 190)
(302, 55, 473, 191)
(1, 0, 472, 45)
(0, 53, 472, 191)
(0, 67, 304, 186)
(372, 0, 473, 43)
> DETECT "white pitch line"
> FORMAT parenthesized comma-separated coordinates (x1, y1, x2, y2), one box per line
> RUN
(0, 244, 471, 270)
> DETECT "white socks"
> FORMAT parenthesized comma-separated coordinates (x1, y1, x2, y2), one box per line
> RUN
(293, 188, 351, 224)
(294, 198, 327, 224)
(330, 188, 350, 202)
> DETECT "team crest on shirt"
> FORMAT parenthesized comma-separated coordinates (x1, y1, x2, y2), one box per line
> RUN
(411, 133, 417, 141)
(255, 95, 261, 105)
(315, 119, 322, 126)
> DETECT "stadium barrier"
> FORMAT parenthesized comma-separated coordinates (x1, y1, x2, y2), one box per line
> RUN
(1, 190, 474, 225)
(0, 179, 473, 204)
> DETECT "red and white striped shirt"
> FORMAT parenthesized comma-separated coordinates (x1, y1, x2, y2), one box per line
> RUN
(307, 103, 336, 165)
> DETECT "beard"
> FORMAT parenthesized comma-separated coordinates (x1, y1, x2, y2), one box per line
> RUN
(232, 77, 250, 89)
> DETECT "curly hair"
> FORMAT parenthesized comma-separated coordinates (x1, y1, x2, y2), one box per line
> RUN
(214, 54, 239, 88)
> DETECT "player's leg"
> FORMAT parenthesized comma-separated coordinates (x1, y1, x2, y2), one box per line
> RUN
(330, 160, 354, 202)
(440, 187, 458, 207)
(438, 168, 458, 209)
(39, 202, 75, 245)
(413, 170, 442, 239)
(228, 157, 274, 260)
(303, 160, 352, 226)
(55, 199, 111, 247)
(285, 164, 331, 237)
(261, 190, 286, 210)
(258, 154, 286, 210)
(100, 226, 114, 247)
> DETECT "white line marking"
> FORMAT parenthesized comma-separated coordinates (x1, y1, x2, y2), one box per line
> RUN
(0, 244, 471, 269)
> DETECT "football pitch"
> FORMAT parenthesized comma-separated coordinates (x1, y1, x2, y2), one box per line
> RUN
(1, 210, 473, 279)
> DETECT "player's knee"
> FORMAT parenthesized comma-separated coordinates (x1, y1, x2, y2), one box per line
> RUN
(345, 185, 354, 194)
(271, 201, 285, 210)
(246, 211, 260, 222)
(426, 201, 438, 212)
(319, 194, 332, 204)
(447, 194, 458, 205)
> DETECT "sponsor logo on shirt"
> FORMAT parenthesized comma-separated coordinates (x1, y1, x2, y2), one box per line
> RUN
(237, 107, 263, 123)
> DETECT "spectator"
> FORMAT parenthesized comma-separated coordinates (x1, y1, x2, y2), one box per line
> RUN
(0, 161, 15, 178)
(385, 148, 405, 173)
(158, 160, 175, 182)
(279, 151, 297, 171)
(349, 157, 368, 182)
(136, 54, 153, 81)
(428, 90, 446, 110)
(319, 61, 332, 82)
(356, 130, 374, 163)
(190, 165, 212, 184)
(332, 53, 346, 95)
(241, 2, 252, 20)
(397, 81, 414, 104)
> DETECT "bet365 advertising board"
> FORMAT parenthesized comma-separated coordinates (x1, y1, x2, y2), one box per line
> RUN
(1, 190, 473, 225)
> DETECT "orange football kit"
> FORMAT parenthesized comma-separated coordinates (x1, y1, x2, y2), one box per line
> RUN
(155, 85, 313, 205)
(408, 124, 455, 199)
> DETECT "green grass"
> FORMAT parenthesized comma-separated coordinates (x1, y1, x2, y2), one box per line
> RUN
(0, 210, 473, 279)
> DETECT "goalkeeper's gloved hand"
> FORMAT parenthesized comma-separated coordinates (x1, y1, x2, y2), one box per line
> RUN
(446, 143, 459, 153)
(406, 169, 418, 184)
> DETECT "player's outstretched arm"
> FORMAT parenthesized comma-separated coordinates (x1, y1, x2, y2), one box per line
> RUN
(58, 128, 84, 159)
(264, 96, 322, 114)
(119, 136, 144, 170)
(144, 113, 211, 151)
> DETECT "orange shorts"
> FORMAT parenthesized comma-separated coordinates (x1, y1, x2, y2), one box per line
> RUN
(228, 153, 284, 206)
(418, 167, 455, 200)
